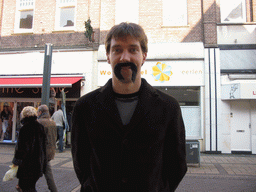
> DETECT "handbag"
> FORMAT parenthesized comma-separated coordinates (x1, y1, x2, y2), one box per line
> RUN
(2, 165, 18, 181)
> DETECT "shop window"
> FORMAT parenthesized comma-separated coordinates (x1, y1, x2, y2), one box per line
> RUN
(220, 0, 246, 23)
(156, 87, 201, 138)
(0, 102, 14, 142)
(0, 101, 36, 143)
(55, 0, 76, 30)
(163, 0, 187, 26)
(220, 49, 256, 72)
(156, 87, 200, 106)
(115, 0, 139, 24)
(15, 0, 34, 33)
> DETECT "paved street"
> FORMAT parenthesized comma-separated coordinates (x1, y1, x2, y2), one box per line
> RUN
(0, 144, 256, 192)
(0, 144, 80, 192)
(176, 155, 256, 192)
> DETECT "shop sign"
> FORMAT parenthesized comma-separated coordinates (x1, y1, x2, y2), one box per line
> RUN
(221, 84, 240, 100)
(222, 82, 256, 100)
(0, 81, 80, 98)
(98, 60, 204, 86)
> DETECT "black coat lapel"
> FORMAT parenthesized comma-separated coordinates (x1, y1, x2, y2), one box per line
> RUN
(96, 79, 160, 138)
(123, 79, 159, 137)
(96, 79, 124, 134)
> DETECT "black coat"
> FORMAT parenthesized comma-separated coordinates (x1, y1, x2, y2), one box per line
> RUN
(12, 116, 47, 179)
(71, 79, 187, 192)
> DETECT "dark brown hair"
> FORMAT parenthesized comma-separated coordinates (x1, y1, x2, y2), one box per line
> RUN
(105, 22, 148, 54)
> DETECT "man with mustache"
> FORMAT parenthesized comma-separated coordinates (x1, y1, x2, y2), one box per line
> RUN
(71, 22, 187, 192)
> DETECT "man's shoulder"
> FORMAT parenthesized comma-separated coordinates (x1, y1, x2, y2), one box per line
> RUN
(53, 109, 62, 115)
(142, 79, 179, 105)
(155, 89, 178, 103)
(73, 88, 101, 113)
(77, 79, 112, 104)
(38, 118, 56, 127)
(76, 87, 102, 104)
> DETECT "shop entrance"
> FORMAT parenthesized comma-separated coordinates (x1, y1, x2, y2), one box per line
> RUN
(0, 102, 14, 141)
(0, 99, 76, 143)
(155, 86, 201, 139)
(0, 100, 40, 143)
(230, 100, 253, 153)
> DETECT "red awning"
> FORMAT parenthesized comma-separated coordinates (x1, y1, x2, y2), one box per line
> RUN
(0, 76, 83, 88)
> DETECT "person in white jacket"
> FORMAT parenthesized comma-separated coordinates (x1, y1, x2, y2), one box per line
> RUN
(52, 106, 65, 153)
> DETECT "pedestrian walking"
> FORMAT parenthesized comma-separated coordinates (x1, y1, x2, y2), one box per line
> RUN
(38, 104, 58, 192)
(52, 106, 65, 153)
(12, 106, 47, 192)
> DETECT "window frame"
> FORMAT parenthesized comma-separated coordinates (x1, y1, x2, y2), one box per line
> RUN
(115, 0, 139, 24)
(14, 0, 35, 33)
(55, 0, 77, 31)
(220, 0, 246, 23)
(162, 0, 188, 27)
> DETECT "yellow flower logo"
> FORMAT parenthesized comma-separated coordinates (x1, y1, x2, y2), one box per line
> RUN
(152, 62, 173, 82)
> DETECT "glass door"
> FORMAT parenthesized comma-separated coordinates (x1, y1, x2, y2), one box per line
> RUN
(0, 102, 14, 142)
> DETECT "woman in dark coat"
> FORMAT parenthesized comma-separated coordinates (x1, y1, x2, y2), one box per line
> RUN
(12, 106, 47, 192)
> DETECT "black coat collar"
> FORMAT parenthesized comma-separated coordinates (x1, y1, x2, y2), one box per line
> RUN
(96, 78, 159, 137)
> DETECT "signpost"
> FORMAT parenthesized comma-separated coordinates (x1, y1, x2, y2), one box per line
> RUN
(41, 44, 53, 107)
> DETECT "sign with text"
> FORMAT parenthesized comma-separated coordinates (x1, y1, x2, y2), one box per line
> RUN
(0, 81, 80, 98)
(98, 60, 204, 86)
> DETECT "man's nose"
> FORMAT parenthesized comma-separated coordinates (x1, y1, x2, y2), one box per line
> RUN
(120, 50, 131, 62)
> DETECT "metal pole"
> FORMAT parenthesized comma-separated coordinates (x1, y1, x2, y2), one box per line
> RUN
(41, 44, 53, 107)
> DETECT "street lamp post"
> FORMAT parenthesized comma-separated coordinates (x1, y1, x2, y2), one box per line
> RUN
(41, 43, 53, 107)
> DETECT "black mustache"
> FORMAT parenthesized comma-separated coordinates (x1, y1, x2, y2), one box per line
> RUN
(114, 62, 138, 82)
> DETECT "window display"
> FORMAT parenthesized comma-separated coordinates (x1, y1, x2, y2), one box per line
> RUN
(0, 102, 13, 141)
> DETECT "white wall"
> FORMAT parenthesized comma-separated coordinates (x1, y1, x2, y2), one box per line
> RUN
(0, 49, 98, 96)
(0, 50, 93, 75)
(204, 48, 221, 152)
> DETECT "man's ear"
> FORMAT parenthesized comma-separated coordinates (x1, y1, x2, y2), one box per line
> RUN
(142, 52, 147, 65)
(106, 53, 111, 64)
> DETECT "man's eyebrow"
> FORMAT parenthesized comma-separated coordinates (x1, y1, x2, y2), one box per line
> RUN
(129, 44, 140, 48)
(111, 44, 140, 48)
(111, 45, 121, 49)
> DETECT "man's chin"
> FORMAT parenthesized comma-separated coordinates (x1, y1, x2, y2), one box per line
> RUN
(117, 77, 135, 84)
(114, 62, 138, 83)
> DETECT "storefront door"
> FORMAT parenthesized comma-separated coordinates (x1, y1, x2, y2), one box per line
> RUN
(0, 102, 14, 142)
(231, 101, 252, 153)
(0, 100, 39, 143)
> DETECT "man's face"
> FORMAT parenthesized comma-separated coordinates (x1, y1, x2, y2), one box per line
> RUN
(107, 36, 147, 84)
(37, 110, 42, 117)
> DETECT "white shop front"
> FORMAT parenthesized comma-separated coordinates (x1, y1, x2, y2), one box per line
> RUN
(221, 81, 256, 154)
(97, 43, 205, 146)
(0, 48, 97, 143)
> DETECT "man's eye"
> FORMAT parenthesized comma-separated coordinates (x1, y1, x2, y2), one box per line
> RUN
(113, 49, 121, 53)
(130, 48, 137, 53)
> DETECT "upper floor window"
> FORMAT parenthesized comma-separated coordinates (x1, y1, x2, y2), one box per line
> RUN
(55, 0, 76, 30)
(15, 0, 34, 33)
(220, 0, 246, 23)
(163, 0, 187, 26)
(115, 0, 139, 24)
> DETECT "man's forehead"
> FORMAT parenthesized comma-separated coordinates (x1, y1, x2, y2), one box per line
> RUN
(110, 36, 140, 47)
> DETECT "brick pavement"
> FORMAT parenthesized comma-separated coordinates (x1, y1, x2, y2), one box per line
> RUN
(187, 155, 256, 176)
(0, 144, 79, 192)
(1, 144, 256, 191)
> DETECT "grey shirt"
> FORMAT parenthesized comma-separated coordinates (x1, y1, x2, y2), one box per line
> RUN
(115, 93, 139, 125)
